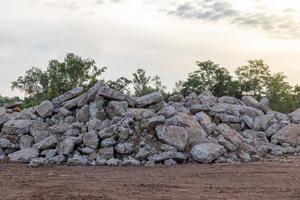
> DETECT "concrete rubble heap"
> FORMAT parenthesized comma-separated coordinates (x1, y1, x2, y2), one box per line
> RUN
(0, 80, 299, 167)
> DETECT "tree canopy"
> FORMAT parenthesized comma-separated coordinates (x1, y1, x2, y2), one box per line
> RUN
(7, 54, 299, 113)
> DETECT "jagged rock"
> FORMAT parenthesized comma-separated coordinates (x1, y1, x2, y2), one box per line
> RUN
(195, 112, 216, 135)
(106, 101, 128, 119)
(146, 115, 165, 129)
(57, 137, 76, 155)
(241, 130, 269, 158)
(48, 155, 66, 164)
(52, 87, 83, 106)
(135, 146, 155, 160)
(0, 107, 11, 127)
(216, 124, 242, 150)
(106, 158, 121, 166)
(191, 143, 226, 163)
(238, 151, 252, 162)
(98, 147, 114, 159)
(218, 96, 243, 105)
(186, 127, 208, 146)
(243, 116, 254, 129)
(2, 119, 32, 135)
(76, 105, 90, 123)
(101, 137, 117, 147)
(215, 114, 241, 123)
(156, 125, 188, 151)
(123, 157, 140, 166)
(63, 95, 84, 109)
(97, 81, 126, 101)
(210, 103, 241, 116)
(83, 132, 99, 149)
(45, 149, 57, 160)
(135, 92, 163, 108)
(33, 135, 58, 150)
(50, 123, 72, 134)
(168, 94, 184, 102)
(272, 124, 300, 145)
(0, 138, 16, 149)
(20, 135, 33, 149)
(8, 148, 39, 163)
(253, 114, 274, 131)
(36, 101, 54, 118)
(289, 108, 300, 124)
(30, 121, 50, 143)
(164, 158, 177, 166)
(265, 123, 281, 138)
(115, 142, 135, 154)
(157, 105, 176, 118)
(98, 125, 116, 139)
(148, 151, 174, 163)
(67, 155, 89, 166)
(28, 158, 46, 167)
(199, 91, 217, 105)
(189, 104, 211, 114)
(166, 112, 201, 129)
(59, 107, 72, 116)
(87, 119, 102, 132)
(89, 97, 106, 120)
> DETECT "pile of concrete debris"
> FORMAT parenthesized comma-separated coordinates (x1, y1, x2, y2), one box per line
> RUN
(0, 81, 299, 167)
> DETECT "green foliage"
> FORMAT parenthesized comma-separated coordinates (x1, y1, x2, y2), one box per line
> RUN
(132, 69, 166, 96)
(0, 96, 21, 106)
(235, 60, 271, 98)
(107, 77, 132, 94)
(11, 53, 106, 107)
(180, 60, 242, 97)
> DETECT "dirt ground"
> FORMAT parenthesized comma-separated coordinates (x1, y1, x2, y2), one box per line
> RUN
(0, 157, 300, 200)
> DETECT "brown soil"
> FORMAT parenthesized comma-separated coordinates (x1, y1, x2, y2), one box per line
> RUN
(0, 157, 300, 200)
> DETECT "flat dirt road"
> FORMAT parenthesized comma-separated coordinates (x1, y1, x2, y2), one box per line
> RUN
(0, 157, 300, 200)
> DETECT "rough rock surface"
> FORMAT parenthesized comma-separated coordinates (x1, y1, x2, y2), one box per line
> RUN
(0, 80, 299, 167)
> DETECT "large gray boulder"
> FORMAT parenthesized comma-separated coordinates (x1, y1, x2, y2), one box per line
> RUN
(272, 124, 300, 145)
(216, 124, 243, 151)
(106, 101, 128, 119)
(191, 143, 226, 163)
(76, 105, 90, 123)
(289, 108, 300, 124)
(115, 142, 135, 154)
(19, 135, 33, 149)
(52, 87, 83, 106)
(2, 119, 32, 135)
(0, 138, 16, 149)
(30, 121, 50, 143)
(97, 81, 126, 101)
(156, 125, 188, 151)
(166, 112, 201, 129)
(36, 100, 54, 118)
(83, 132, 99, 149)
(8, 148, 39, 163)
(135, 92, 163, 108)
(33, 135, 58, 150)
(57, 137, 76, 155)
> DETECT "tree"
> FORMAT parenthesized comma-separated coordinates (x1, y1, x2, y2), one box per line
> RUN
(181, 60, 242, 97)
(132, 68, 166, 96)
(11, 67, 48, 97)
(46, 53, 106, 98)
(0, 96, 21, 106)
(11, 53, 106, 102)
(107, 77, 132, 94)
(265, 72, 294, 113)
(235, 60, 271, 98)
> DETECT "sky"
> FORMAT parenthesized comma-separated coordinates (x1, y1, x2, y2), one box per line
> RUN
(1, 0, 300, 97)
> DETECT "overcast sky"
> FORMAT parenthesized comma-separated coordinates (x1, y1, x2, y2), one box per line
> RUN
(1, 0, 300, 97)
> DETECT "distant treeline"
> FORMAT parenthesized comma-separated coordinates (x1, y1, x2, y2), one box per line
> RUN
(1, 53, 299, 113)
